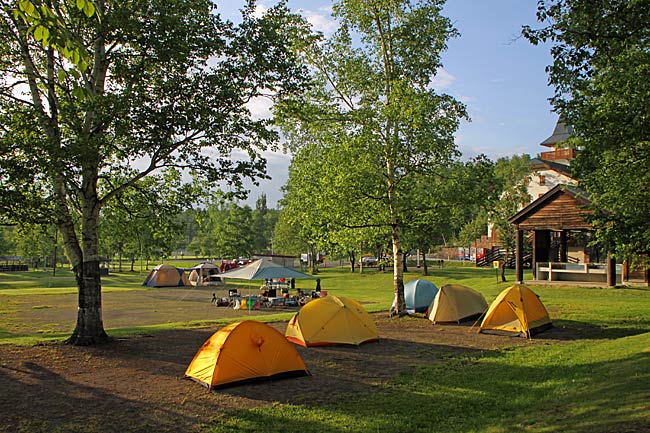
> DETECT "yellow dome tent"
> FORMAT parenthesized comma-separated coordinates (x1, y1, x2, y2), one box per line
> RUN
(285, 295, 378, 347)
(479, 284, 552, 338)
(428, 284, 488, 324)
(185, 321, 309, 389)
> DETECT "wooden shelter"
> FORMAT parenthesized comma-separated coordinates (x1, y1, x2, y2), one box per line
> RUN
(508, 184, 620, 286)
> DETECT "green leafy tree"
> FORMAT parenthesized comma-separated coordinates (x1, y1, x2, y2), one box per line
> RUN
(276, 0, 466, 312)
(13, 223, 61, 270)
(251, 195, 279, 254)
(487, 155, 532, 280)
(0, 226, 16, 255)
(0, 0, 310, 344)
(524, 0, 650, 262)
(99, 171, 187, 271)
(407, 156, 497, 275)
(272, 208, 309, 257)
(212, 203, 255, 259)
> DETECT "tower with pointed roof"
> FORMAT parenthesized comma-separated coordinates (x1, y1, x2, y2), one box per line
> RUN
(527, 117, 577, 201)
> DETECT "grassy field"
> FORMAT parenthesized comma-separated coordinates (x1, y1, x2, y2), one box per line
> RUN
(0, 264, 648, 432)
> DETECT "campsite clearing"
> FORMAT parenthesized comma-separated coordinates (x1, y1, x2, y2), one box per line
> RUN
(0, 266, 648, 433)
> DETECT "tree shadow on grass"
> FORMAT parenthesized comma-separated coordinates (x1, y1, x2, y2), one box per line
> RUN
(536, 319, 650, 341)
(212, 337, 650, 433)
(220, 337, 495, 406)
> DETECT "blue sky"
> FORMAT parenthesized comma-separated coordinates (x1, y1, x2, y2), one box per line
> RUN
(215, 1, 558, 207)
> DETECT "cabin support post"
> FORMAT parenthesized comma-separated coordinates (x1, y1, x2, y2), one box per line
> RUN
(559, 230, 568, 262)
(515, 228, 524, 283)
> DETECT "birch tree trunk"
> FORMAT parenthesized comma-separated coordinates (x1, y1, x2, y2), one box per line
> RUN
(68, 168, 108, 345)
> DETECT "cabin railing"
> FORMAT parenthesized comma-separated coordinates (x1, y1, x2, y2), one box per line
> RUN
(536, 262, 622, 284)
(540, 148, 577, 161)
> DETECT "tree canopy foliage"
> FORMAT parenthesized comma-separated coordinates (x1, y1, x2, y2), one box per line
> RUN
(524, 0, 650, 260)
(0, 0, 311, 344)
(276, 0, 466, 313)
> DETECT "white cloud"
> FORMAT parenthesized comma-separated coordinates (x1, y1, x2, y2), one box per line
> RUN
(430, 68, 456, 90)
(299, 9, 338, 35)
(253, 3, 268, 18)
(246, 95, 274, 120)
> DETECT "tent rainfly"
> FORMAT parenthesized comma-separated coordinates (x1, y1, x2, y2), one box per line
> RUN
(428, 284, 488, 324)
(142, 264, 190, 287)
(185, 321, 310, 389)
(285, 295, 378, 347)
(391, 279, 439, 313)
(479, 284, 552, 338)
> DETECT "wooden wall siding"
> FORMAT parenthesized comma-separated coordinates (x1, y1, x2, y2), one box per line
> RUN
(516, 193, 593, 231)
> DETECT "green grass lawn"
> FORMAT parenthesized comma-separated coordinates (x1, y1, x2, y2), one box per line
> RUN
(209, 332, 649, 433)
(1, 264, 648, 432)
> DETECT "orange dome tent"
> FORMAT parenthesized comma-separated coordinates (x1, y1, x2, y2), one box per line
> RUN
(185, 321, 309, 389)
(479, 284, 552, 338)
(142, 264, 190, 287)
(285, 296, 378, 347)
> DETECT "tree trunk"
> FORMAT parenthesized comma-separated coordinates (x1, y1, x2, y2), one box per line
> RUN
(68, 259, 108, 345)
(118, 246, 123, 272)
(422, 249, 428, 276)
(501, 249, 508, 282)
(402, 251, 408, 272)
(390, 222, 406, 316)
(67, 169, 108, 345)
(348, 251, 356, 272)
(309, 244, 318, 274)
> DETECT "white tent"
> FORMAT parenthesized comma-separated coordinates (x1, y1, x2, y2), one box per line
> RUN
(188, 263, 223, 286)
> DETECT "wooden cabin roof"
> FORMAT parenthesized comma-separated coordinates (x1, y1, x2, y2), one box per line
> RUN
(508, 184, 593, 231)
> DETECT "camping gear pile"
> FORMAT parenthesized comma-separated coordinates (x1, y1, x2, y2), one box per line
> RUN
(219, 259, 316, 309)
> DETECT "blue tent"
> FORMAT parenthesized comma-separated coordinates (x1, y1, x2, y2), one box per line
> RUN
(403, 279, 439, 313)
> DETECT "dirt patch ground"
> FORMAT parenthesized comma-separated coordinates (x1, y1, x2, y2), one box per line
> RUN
(2, 287, 298, 337)
(0, 310, 571, 433)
